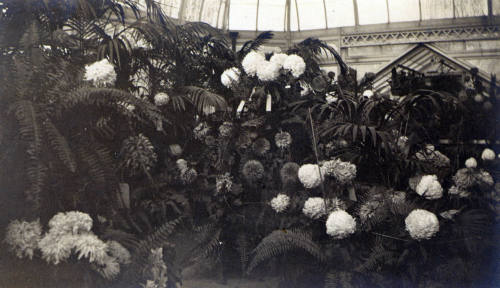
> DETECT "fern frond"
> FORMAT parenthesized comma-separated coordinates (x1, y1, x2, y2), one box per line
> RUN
(236, 232, 250, 275)
(10, 100, 42, 153)
(178, 86, 227, 114)
(43, 119, 76, 173)
(325, 270, 355, 288)
(247, 229, 326, 274)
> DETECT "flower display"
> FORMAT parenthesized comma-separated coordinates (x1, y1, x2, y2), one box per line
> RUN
(218, 121, 233, 138)
(176, 158, 188, 172)
(303, 197, 346, 219)
(270, 194, 290, 213)
(84, 58, 116, 86)
(274, 131, 292, 149)
(221, 67, 240, 88)
(74, 233, 108, 263)
(321, 159, 357, 184)
(415, 147, 450, 168)
(48, 211, 93, 236)
(107, 240, 131, 264)
(359, 200, 383, 223)
(405, 209, 439, 240)
(180, 168, 198, 184)
(38, 233, 75, 265)
(5, 219, 42, 259)
(283, 54, 306, 77)
(154, 92, 170, 106)
(481, 148, 496, 161)
(242, 160, 265, 182)
(270, 53, 288, 67)
(256, 61, 281, 81)
(216, 173, 233, 195)
(415, 175, 443, 200)
(448, 185, 469, 197)
(120, 134, 157, 175)
(252, 138, 271, 155)
(465, 157, 477, 168)
(242, 51, 265, 76)
(280, 162, 300, 185)
(326, 210, 357, 239)
(298, 164, 323, 189)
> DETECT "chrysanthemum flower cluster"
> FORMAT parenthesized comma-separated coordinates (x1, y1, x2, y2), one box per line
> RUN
(193, 122, 211, 140)
(218, 121, 233, 138)
(216, 173, 233, 195)
(221, 67, 240, 88)
(302, 197, 346, 219)
(415, 145, 450, 168)
(449, 166, 494, 197)
(274, 131, 292, 149)
(5, 212, 131, 280)
(481, 148, 496, 161)
(241, 51, 306, 80)
(256, 61, 281, 82)
(84, 59, 116, 87)
(252, 137, 271, 155)
(154, 92, 170, 106)
(414, 175, 443, 200)
(270, 194, 290, 213)
(280, 162, 300, 186)
(298, 164, 323, 189)
(120, 134, 157, 175)
(405, 209, 439, 240)
(5, 219, 42, 260)
(320, 159, 357, 184)
(242, 160, 265, 182)
(241, 51, 266, 76)
(283, 54, 306, 78)
(326, 210, 357, 239)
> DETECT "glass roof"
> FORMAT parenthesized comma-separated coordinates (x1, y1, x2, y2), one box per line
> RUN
(148, 0, 498, 31)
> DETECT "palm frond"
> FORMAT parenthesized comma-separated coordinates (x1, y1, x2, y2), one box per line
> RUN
(178, 86, 227, 114)
(237, 31, 273, 59)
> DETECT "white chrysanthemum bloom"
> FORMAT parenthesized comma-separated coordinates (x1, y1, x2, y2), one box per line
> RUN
(221, 67, 240, 88)
(302, 197, 345, 219)
(270, 194, 290, 213)
(169, 144, 183, 156)
(481, 148, 496, 161)
(154, 92, 170, 106)
(256, 61, 281, 81)
(48, 211, 93, 236)
(283, 54, 306, 77)
(219, 121, 233, 138)
(5, 219, 42, 260)
(362, 90, 374, 98)
(242, 51, 265, 76)
(298, 164, 323, 189)
(107, 241, 131, 265)
(202, 105, 216, 116)
(38, 233, 76, 265)
(176, 159, 188, 172)
(74, 233, 108, 264)
(325, 94, 338, 104)
(326, 210, 356, 239)
(415, 175, 443, 200)
(465, 157, 477, 168)
(479, 170, 494, 186)
(405, 209, 439, 240)
(270, 53, 288, 67)
(84, 58, 116, 86)
(274, 131, 292, 149)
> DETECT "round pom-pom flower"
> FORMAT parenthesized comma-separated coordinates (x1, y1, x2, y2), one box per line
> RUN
(180, 168, 198, 184)
(242, 51, 265, 76)
(270, 53, 288, 67)
(326, 210, 356, 239)
(218, 121, 233, 138)
(280, 162, 300, 185)
(193, 122, 210, 140)
(5, 219, 42, 259)
(106, 240, 131, 265)
(321, 159, 357, 184)
(48, 211, 93, 235)
(298, 164, 323, 189)
(84, 58, 116, 87)
(216, 173, 233, 195)
(465, 157, 477, 168)
(242, 160, 265, 182)
(120, 134, 157, 175)
(154, 92, 170, 106)
(302, 197, 345, 219)
(270, 194, 290, 213)
(221, 67, 240, 88)
(274, 131, 292, 149)
(257, 61, 281, 81)
(405, 209, 439, 240)
(283, 54, 306, 77)
(481, 148, 496, 161)
(252, 138, 271, 155)
(415, 175, 443, 200)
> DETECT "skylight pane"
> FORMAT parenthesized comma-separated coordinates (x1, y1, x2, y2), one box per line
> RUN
(258, 0, 286, 31)
(158, 0, 181, 18)
(290, 0, 299, 31)
(455, 0, 488, 17)
(182, 0, 203, 21)
(357, 0, 388, 25)
(229, 0, 258, 30)
(296, 0, 326, 30)
(495, 0, 500, 15)
(325, 0, 355, 28)
(200, 0, 222, 27)
(421, 0, 454, 20)
(388, 0, 420, 22)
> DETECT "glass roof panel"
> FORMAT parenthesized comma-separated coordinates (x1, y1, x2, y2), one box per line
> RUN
(290, 0, 299, 31)
(200, 0, 223, 27)
(229, 0, 258, 30)
(296, 0, 326, 30)
(325, 0, 355, 28)
(421, 0, 454, 20)
(455, 0, 488, 17)
(495, 0, 500, 15)
(388, 0, 420, 22)
(182, 0, 203, 21)
(258, 0, 286, 31)
(357, 0, 388, 25)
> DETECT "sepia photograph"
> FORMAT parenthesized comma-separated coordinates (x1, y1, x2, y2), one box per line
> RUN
(0, 0, 499, 287)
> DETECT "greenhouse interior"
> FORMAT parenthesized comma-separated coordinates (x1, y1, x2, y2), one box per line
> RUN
(0, 0, 499, 287)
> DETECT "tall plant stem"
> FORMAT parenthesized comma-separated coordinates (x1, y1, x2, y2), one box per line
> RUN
(308, 108, 328, 205)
